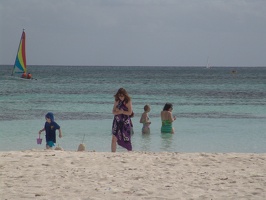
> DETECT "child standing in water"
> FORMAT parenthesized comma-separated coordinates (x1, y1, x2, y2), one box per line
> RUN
(39, 112, 62, 149)
(140, 105, 151, 134)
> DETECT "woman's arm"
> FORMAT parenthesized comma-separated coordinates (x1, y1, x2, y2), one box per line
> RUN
(123, 101, 132, 116)
(112, 101, 123, 115)
(169, 111, 176, 122)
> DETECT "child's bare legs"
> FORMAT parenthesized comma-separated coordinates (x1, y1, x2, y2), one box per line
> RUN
(142, 127, 150, 134)
(111, 135, 117, 152)
(46, 143, 53, 150)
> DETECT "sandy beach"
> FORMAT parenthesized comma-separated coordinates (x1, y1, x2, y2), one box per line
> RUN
(1, 150, 265, 200)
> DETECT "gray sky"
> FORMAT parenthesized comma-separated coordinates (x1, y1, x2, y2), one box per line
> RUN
(1, 0, 266, 66)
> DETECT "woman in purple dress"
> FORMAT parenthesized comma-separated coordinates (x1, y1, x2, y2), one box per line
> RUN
(111, 88, 133, 152)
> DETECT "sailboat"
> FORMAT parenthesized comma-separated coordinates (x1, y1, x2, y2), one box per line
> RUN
(11, 29, 32, 79)
(206, 57, 211, 69)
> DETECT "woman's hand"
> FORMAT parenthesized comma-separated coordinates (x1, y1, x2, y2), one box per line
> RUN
(115, 109, 124, 115)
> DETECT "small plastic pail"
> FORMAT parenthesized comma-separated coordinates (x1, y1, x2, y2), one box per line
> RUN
(37, 137, 42, 145)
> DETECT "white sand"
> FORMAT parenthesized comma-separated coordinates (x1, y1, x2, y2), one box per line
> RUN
(1, 150, 265, 200)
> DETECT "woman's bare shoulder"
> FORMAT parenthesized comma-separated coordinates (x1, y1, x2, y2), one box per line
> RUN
(125, 100, 132, 106)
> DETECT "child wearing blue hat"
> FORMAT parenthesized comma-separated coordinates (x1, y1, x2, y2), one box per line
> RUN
(39, 112, 62, 149)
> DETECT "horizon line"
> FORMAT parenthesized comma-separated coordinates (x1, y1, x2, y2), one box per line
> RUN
(1, 64, 266, 68)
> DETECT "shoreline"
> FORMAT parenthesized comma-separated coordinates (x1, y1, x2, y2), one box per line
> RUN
(1, 150, 266, 199)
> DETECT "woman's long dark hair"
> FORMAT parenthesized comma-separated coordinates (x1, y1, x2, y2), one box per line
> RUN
(163, 103, 173, 111)
(114, 88, 131, 103)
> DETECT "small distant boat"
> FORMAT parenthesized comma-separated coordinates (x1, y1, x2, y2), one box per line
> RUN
(11, 29, 32, 79)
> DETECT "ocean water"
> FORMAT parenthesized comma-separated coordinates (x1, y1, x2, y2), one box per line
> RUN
(0, 65, 265, 153)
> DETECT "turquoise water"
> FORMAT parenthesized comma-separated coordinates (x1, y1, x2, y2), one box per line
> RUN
(0, 66, 265, 152)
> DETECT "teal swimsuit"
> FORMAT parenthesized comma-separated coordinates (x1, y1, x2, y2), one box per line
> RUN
(161, 120, 172, 133)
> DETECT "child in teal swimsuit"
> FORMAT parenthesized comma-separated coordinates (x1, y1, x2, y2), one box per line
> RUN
(140, 105, 151, 134)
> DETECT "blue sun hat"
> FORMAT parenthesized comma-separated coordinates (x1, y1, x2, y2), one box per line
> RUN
(45, 112, 54, 122)
(47, 141, 55, 147)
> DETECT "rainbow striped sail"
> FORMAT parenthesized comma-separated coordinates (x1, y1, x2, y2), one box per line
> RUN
(11, 30, 27, 75)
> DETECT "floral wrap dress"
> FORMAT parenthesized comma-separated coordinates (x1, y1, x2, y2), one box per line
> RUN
(112, 100, 132, 151)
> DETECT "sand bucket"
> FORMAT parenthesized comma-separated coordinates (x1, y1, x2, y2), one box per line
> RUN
(37, 135, 42, 145)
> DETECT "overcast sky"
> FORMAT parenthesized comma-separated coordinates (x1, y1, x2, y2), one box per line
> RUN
(1, 0, 266, 66)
